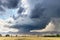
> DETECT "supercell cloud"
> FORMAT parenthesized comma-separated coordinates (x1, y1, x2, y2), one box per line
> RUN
(0, 0, 60, 34)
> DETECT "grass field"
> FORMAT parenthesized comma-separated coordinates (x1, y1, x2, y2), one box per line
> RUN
(0, 36, 60, 40)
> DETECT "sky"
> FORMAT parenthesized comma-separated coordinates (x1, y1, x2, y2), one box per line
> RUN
(0, 0, 60, 34)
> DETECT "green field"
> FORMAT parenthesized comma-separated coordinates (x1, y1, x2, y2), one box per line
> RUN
(0, 36, 60, 40)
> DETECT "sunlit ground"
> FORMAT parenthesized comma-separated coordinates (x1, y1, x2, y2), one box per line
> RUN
(0, 36, 60, 40)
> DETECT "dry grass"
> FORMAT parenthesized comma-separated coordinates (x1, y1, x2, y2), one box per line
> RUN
(0, 36, 60, 40)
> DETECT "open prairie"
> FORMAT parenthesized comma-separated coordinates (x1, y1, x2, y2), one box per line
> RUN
(0, 36, 60, 40)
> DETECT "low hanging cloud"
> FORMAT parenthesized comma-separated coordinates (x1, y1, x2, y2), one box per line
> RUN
(30, 19, 55, 32)
(30, 18, 60, 32)
(10, 17, 34, 33)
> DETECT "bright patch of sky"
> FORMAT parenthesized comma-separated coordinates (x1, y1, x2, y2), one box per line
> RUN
(21, 0, 30, 16)
(0, 8, 19, 20)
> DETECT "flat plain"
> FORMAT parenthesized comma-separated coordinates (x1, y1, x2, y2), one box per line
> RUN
(0, 36, 60, 40)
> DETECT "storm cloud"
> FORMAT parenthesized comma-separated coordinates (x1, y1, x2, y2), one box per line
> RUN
(18, 7, 24, 14)
(16, 0, 60, 33)
(0, 0, 60, 33)
(30, 0, 60, 18)
(30, 3, 45, 18)
(0, 7, 5, 12)
(29, 0, 60, 32)
(2, 0, 20, 9)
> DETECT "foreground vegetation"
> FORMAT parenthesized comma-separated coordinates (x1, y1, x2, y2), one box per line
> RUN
(43, 34, 60, 37)
(0, 34, 60, 40)
(0, 36, 60, 40)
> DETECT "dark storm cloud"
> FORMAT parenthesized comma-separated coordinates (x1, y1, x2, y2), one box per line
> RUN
(2, 0, 20, 9)
(11, 17, 50, 33)
(0, 0, 5, 11)
(0, 7, 5, 12)
(11, 25, 33, 33)
(11, 0, 60, 33)
(29, 0, 60, 32)
(30, 0, 60, 18)
(0, 0, 2, 5)
(18, 7, 24, 14)
(41, 0, 60, 18)
(30, 3, 45, 18)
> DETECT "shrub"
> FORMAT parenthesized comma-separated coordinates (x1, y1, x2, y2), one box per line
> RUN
(0, 34, 2, 37)
(5, 34, 10, 37)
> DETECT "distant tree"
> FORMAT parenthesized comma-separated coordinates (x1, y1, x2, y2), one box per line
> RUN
(0, 34, 2, 37)
(16, 35, 18, 37)
(56, 34, 60, 37)
(5, 34, 10, 37)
